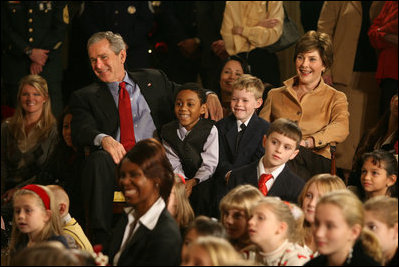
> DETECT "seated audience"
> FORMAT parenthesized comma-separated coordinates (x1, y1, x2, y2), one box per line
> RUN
(161, 83, 218, 215)
(213, 74, 269, 218)
(167, 174, 195, 236)
(304, 190, 383, 266)
(106, 139, 182, 266)
(8, 184, 68, 264)
(227, 118, 305, 203)
(246, 197, 311, 266)
(47, 185, 93, 252)
(364, 196, 398, 266)
(219, 184, 263, 252)
(297, 174, 347, 253)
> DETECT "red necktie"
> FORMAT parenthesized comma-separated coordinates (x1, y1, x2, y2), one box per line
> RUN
(258, 174, 273, 196)
(118, 82, 135, 151)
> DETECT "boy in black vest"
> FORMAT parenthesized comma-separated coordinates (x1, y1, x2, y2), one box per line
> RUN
(161, 83, 218, 216)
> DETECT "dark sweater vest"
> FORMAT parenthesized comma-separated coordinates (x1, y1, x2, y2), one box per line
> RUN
(161, 119, 214, 179)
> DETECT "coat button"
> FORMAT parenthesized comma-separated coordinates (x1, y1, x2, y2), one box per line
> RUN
(318, 141, 322, 145)
(297, 111, 301, 115)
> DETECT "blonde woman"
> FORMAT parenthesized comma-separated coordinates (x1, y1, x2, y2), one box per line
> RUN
(2, 74, 58, 203)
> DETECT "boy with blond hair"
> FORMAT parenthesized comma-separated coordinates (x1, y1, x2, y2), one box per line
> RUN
(212, 74, 270, 217)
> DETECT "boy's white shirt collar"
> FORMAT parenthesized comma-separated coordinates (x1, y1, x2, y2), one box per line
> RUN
(257, 156, 286, 181)
(236, 114, 253, 132)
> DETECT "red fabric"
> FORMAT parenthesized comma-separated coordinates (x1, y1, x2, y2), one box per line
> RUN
(258, 174, 273, 196)
(21, 184, 50, 210)
(368, 1, 398, 82)
(118, 82, 136, 151)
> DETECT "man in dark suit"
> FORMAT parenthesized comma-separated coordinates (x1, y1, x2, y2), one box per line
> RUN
(227, 118, 305, 204)
(211, 74, 269, 217)
(69, 31, 222, 246)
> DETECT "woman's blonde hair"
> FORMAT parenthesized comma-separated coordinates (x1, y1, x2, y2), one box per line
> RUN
(5, 74, 56, 141)
(317, 190, 383, 264)
(9, 185, 63, 258)
(219, 184, 264, 223)
(251, 197, 301, 243)
(298, 174, 346, 208)
(193, 236, 243, 266)
(364, 196, 398, 228)
(171, 175, 194, 230)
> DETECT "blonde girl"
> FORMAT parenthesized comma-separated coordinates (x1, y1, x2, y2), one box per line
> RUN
(364, 196, 398, 266)
(298, 174, 347, 252)
(219, 184, 264, 251)
(181, 235, 247, 266)
(305, 190, 383, 266)
(167, 174, 195, 235)
(247, 197, 310, 266)
(9, 184, 67, 263)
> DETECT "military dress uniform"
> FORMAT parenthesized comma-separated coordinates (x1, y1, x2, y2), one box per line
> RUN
(1, 1, 69, 117)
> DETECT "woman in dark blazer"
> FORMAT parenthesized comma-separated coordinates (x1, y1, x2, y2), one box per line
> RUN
(106, 138, 182, 266)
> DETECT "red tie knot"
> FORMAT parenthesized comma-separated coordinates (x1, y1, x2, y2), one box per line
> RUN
(259, 173, 273, 184)
(119, 81, 126, 90)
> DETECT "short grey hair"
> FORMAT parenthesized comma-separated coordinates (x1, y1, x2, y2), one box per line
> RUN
(87, 31, 126, 55)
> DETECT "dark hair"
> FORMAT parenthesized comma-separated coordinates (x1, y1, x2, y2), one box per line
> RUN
(184, 215, 226, 239)
(176, 83, 207, 105)
(266, 118, 302, 149)
(221, 55, 250, 75)
(294, 30, 333, 71)
(362, 149, 398, 197)
(117, 138, 174, 202)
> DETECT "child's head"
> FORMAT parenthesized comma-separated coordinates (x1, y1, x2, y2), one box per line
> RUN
(314, 190, 382, 264)
(167, 174, 195, 230)
(47, 185, 70, 219)
(10, 241, 82, 266)
(248, 197, 298, 252)
(181, 236, 243, 266)
(230, 74, 264, 123)
(219, 185, 264, 242)
(298, 174, 346, 224)
(174, 83, 207, 131)
(262, 118, 301, 170)
(181, 216, 226, 261)
(364, 196, 398, 263)
(361, 150, 398, 198)
(10, 184, 63, 253)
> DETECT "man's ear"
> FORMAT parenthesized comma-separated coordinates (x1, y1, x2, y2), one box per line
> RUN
(289, 148, 300, 160)
(120, 49, 127, 64)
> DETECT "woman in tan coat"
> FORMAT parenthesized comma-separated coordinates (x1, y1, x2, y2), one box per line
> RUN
(259, 31, 349, 181)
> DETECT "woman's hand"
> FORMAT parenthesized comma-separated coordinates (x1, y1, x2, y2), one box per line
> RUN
(257, 18, 279, 28)
(2, 188, 18, 204)
(204, 93, 223, 121)
(300, 137, 315, 149)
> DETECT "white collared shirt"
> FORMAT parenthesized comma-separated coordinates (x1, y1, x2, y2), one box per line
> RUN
(257, 157, 285, 192)
(113, 197, 165, 265)
(236, 117, 251, 132)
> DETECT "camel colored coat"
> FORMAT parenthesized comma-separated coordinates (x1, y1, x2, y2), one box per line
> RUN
(317, 1, 385, 86)
(259, 77, 349, 159)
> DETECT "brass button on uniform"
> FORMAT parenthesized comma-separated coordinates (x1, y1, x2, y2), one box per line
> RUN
(28, 18, 33, 23)
(29, 9, 33, 13)
(29, 28, 33, 33)
(29, 37, 34, 43)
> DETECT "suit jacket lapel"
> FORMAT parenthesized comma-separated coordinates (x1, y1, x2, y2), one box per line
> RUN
(226, 116, 239, 155)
